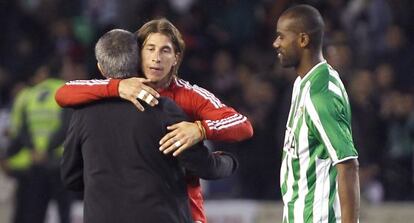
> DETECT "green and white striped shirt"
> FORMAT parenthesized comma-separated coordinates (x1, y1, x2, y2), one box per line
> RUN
(281, 61, 358, 223)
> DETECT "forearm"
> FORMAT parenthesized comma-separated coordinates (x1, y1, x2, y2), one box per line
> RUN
(188, 87, 254, 142)
(201, 116, 253, 141)
(55, 79, 120, 107)
(337, 159, 360, 223)
(178, 144, 238, 180)
(197, 151, 238, 180)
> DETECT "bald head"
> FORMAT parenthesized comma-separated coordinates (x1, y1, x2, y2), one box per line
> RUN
(280, 4, 325, 49)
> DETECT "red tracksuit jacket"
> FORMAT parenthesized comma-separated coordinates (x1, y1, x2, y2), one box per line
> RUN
(55, 77, 253, 223)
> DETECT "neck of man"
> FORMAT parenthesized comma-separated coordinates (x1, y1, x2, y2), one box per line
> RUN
(296, 50, 324, 78)
(151, 74, 174, 90)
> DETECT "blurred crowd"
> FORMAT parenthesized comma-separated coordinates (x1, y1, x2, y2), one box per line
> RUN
(0, 0, 413, 210)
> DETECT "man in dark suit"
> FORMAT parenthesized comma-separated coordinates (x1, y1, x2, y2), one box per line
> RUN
(60, 29, 237, 223)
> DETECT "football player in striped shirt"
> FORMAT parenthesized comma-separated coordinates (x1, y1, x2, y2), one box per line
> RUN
(273, 5, 360, 223)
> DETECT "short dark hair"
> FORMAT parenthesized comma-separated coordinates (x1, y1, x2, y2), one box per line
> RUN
(282, 4, 325, 49)
(95, 29, 139, 78)
(136, 18, 185, 76)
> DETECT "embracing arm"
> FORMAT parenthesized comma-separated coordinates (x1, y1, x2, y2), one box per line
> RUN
(55, 78, 159, 110)
(159, 80, 253, 155)
(55, 79, 120, 107)
(198, 106, 253, 142)
(160, 97, 238, 179)
(181, 82, 253, 141)
(178, 145, 238, 180)
(159, 107, 254, 156)
(337, 158, 360, 223)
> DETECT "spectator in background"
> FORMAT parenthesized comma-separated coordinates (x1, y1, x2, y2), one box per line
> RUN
(209, 49, 239, 103)
(0, 78, 33, 223)
(0, 67, 12, 108)
(237, 76, 279, 200)
(375, 63, 396, 98)
(0, 58, 73, 223)
(341, 0, 392, 66)
(325, 32, 354, 83)
(380, 90, 414, 200)
(382, 25, 414, 89)
(348, 69, 385, 204)
(203, 0, 258, 50)
(83, 0, 121, 29)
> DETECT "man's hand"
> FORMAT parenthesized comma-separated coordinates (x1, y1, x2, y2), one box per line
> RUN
(159, 121, 204, 156)
(118, 77, 160, 111)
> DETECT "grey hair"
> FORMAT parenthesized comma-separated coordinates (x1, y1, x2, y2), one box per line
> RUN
(95, 29, 139, 78)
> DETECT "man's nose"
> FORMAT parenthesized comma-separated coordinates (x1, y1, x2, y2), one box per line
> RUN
(152, 51, 161, 62)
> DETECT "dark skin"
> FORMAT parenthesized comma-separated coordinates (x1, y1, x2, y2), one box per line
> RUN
(273, 14, 360, 223)
(273, 16, 324, 77)
(337, 159, 360, 223)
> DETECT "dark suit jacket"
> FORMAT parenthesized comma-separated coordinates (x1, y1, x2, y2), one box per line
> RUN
(61, 98, 237, 223)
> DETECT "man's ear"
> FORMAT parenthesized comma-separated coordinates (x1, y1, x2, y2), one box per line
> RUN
(299, 33, 310, 48)
(97, 62, 107, 78)
(173, 53, 179, 66)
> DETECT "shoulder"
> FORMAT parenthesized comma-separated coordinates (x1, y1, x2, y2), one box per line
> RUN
(307, 67, 329, 94)
(72, 99, 155, 127)
(72, 99, 130, 113)
(37, 78, 65, 90)
(174, 78, 215, 97)
(158, 97, 181, 111)
(308, 66, 345, 99)
(48, 78, 65, 86)
(174, 78, 203, 94)
(173, 78, 225, 108)
(306, 89, 347, 123)
(13, 87, 32, 104)
(65, 79, 110, 86)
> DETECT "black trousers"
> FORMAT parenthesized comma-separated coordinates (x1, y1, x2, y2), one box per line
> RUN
(12, 166, 73, 223)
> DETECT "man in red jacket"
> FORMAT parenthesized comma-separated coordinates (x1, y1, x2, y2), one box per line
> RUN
(62, 28, 239, 223)
(56, 18, 253, 223)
